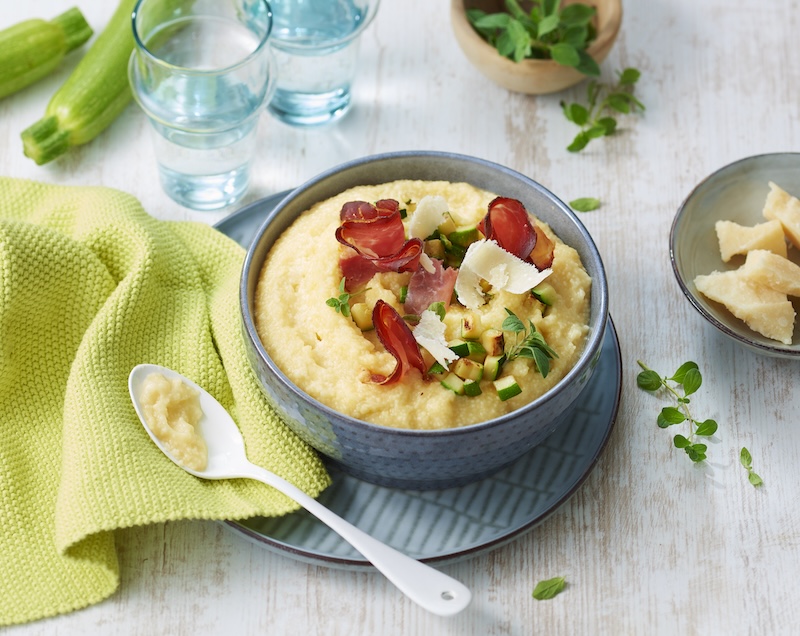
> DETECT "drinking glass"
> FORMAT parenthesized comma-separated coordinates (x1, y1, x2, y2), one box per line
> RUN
(129, 0, 275, 211)
(267, 0, 379, 127)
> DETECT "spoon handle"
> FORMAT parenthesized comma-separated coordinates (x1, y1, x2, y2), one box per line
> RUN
(238, 463, 471, 617)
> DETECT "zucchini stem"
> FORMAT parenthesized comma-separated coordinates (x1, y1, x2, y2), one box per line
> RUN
(51, 8, 94, 53)
(21, 116, 70, 166)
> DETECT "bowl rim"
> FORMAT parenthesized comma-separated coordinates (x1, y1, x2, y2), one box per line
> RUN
(241, 150, 610, 437)
(669, 151, 800, 358)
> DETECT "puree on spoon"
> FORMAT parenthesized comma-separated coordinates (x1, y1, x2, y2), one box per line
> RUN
(138, 372, 207, 471)
(254, 180, 591, 430)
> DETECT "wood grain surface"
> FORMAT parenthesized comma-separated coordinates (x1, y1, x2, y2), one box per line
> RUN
(2, 0, 799, 634)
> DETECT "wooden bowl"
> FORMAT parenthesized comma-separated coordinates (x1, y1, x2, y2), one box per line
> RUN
(450, 0, 622, 94)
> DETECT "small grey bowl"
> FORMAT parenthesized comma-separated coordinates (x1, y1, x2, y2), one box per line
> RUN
(670, 153, 800, 359)
(240, 151, 609, 490)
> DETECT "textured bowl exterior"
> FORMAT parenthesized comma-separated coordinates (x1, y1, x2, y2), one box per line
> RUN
(450, 0, 622, 95)
(241, 151, 609, 489)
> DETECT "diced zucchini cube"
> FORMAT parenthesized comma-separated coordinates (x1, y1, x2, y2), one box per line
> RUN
(350, 303, 373, 331)
(441, 373, 465, 395)
(449, 225, 480, 247)
(448, 339, 470, 357)
(424, 238, 446, 260)
(465, 340, 486, 362)
(532, 282, 557, 306)
(494, 375, 522, 401)
(428, 361, 448, 376)
(438, 214, 457, 236)
(449, 339, 486, 361)
(461, 313, 482, 339)
(484, 354, 506, 381)
(479, 328, 505, 356)
(453, 358, 484, 382)
(463, 379, 482, 397)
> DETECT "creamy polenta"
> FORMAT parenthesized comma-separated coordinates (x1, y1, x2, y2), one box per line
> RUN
(139, 372, 207, 470)
(254, 180, 591, 429)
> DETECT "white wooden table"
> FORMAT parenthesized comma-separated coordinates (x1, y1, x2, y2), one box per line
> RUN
(3, 1, 800, 634)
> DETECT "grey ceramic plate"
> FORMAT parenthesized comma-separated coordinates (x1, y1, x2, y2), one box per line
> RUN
(214, 192, 621, 570)
(670, 153, 800, 358)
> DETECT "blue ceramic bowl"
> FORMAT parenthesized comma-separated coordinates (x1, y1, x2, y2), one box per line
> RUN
(240, 151, 609, 489)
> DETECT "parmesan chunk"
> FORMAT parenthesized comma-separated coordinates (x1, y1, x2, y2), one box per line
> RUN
(408, 195, 448, 240)
(741, 249, 800, 296)
(763, 182, 800, 249)
(715, 219, 787, 261)
(455, 239, 552, 309)
(694, 269, 795, 344)
(413, 310, 459, 369)
(418, 252, 435, 274)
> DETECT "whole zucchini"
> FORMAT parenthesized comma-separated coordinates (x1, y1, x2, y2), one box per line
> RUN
(0, 8, 93, 100)
(21, 0, 138, 165)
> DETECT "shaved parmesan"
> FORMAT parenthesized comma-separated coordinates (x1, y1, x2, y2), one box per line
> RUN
(455, 239, 552, 309)
(413, 310, 459, 369)
(408, 195, 448, 240)
(418, 252, 436, 273)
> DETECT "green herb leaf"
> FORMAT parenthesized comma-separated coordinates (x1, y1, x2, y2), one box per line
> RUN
(428, 301, 446, 321)
(670, 361, 699, 383)
(658, 406, 686, 427)
(574, 49, 601, 77)
(673, 434, 690, 448)
(596, 116, 617, 135)
(503, 309, 557, 377)
(467, 1, 599, 73)
(618, 67, 641, 85)
(559, 3, 596, 25)
(550, 42, 580, 68)
(532, 576, 566, 600)
(567, 131, 591, 152)
(502, 308, 526, 333)
(326, 277, 367, 318)
(637, 360, 717, 466)
(739, 446, 752, 468)
(681, 368, 702, 396)
(561, 102, 589, 126)
(561, 67, 645, 151)
(537, 14, 559, 37)
(694, 419, 718, 437)
(569, 197, 600, 212)
(740, 447, 764, 487)
(637, 369, 662, 391)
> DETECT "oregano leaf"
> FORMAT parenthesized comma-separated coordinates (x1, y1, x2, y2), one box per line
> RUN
(532, 576, 566, 600)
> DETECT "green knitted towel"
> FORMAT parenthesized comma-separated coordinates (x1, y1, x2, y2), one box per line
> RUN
(0, 177, 331, 627)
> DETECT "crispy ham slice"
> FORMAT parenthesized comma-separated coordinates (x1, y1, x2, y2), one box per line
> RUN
(404, 258, 458, 316)
(478, 196, 555, 269)
(336, 199, 424, 291)
(371, 300, 427, 384)
(337, 199, 406, 257)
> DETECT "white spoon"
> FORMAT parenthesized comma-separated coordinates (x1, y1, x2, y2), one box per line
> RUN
(128, 364, 472, 617)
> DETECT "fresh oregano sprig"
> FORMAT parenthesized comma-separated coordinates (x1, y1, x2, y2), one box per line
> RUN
(326, 277, 369, 318)
(502, 308, 558, 377)
(739, 447, 764, 487)
(560, 67, 645, 152)
(467, 0, 600, 75)
(636, 361, 718, 463)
